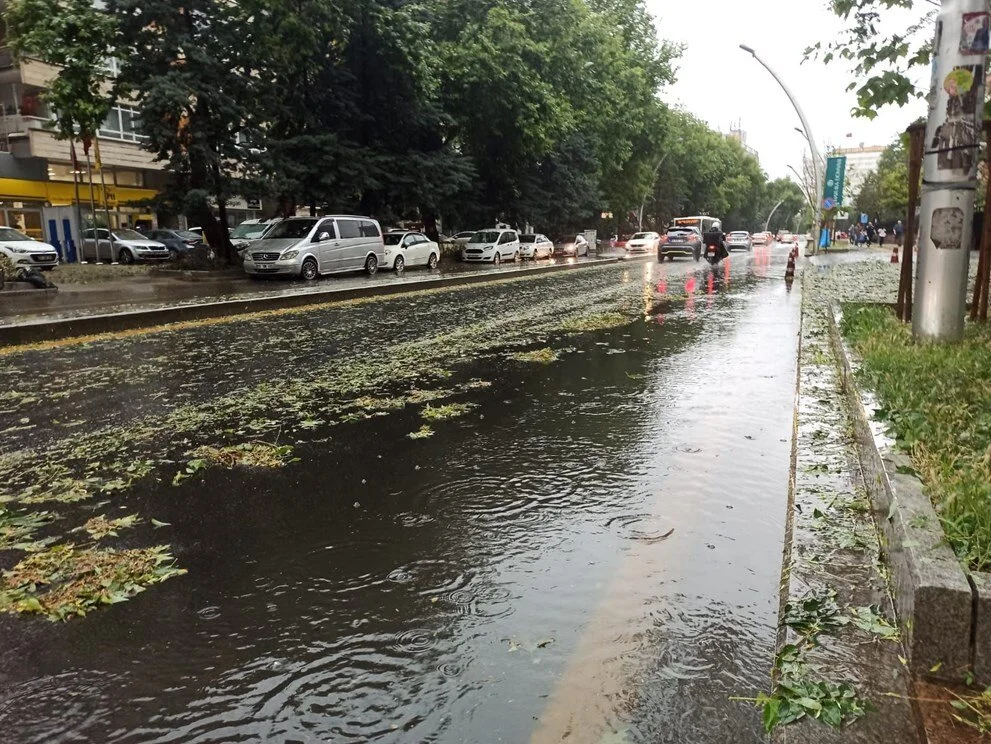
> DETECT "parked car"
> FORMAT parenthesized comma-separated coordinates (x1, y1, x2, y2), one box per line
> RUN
(0, 227, 59, 271)
(658, 227, 702, 261)
(555, 234, 590, 257)
(231, 219, 281, 255)
(625, 231, 661, 254)
(81, 228, 169, 264)
(461, 229, 521, 264)
(518, 233, 554, 259)
(448, 231, 476, 247)
(242, 216, 384, 279)
(146, 229, 205, 260)
(382, 230, 440, 271)
(615, 234, 632, 250)
(725, 231, 753, 251)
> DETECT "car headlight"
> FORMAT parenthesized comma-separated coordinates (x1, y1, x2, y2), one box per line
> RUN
(7, 246, 29, 254)
(281, 250, 299, 260)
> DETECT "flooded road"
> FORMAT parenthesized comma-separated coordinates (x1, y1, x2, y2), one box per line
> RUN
(0, 245, 800, 743)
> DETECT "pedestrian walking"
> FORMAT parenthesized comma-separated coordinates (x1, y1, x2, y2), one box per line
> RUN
(877, 227, 887, 246)
(894, 219, 904, 247)
(866, 223, 876, 246)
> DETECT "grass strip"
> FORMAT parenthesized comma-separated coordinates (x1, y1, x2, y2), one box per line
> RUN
(841, 304, 991, 571)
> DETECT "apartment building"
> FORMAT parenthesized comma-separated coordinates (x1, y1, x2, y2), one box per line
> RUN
(0, 38, 169, 255)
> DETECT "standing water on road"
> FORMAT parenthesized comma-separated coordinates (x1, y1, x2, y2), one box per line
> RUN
(0, 251, 801, 743)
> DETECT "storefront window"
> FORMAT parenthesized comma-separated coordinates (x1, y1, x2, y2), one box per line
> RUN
(114, 169, 144, 187)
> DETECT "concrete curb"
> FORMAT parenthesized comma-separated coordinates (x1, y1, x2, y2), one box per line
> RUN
(0, 257, 624, 347)
(0, 285, 58, 297)
(826, 301, 977, 683)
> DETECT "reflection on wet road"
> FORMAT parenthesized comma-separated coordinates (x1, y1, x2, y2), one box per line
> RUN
(0, 245, 800, 743)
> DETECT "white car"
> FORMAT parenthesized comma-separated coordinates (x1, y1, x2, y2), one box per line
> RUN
(461, 229, 521, 264)
(519, 233, 554, 259)
(383, 230, 441, 271)
(625, 231, 661, 253)
(0, 227, 59, 271)
(448, 231, 476, 247)
(725, 231, 752, 251)
(80, 228, 169, 264)
(231, 218, 281, 256)
(556, 234, 590, 257)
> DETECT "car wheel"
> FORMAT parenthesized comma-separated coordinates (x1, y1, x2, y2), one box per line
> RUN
(365, 254, 378, 276)
(169, 248, 179, 261)
(301, 257, 318, 280)
(118, 249, 134, 265)
(427, 253, 438, 270)
(394, 254, 405, 273)
(493, 252, 501, 266)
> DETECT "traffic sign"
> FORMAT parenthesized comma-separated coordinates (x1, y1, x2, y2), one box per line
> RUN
(822, 197, 836, 210)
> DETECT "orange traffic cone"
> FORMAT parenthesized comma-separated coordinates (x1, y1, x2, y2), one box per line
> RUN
(890, 243, 899, 264)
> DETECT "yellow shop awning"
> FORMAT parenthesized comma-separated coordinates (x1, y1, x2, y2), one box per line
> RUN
(0, 178, 158, 208)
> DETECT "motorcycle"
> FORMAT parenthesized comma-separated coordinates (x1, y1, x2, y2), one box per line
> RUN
(704, 240, 728, 266)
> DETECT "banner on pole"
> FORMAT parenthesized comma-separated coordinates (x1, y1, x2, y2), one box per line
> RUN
(823, 156, 847, 206)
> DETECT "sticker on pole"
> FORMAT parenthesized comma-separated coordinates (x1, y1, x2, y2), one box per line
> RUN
(931, 207, 965, 250)
(961, 12, 990, 55)
(822, 197, 836, 210)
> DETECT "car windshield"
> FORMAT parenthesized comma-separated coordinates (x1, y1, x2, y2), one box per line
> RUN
(631, 233, 651, 240)
(176, 230, 200, 240)
(667, 229, 692, 236)
(471, 231, 500, 243)
(0, 227, 31, 242)
(115, 229, 146, 241)
(456, 232, 474, 238)
(383, 233, 404, 246)
(264, 220, 317, 240)
(231, 223, 265, 239)
(520, 235, 537, 243)
(730, 232, 748, 237)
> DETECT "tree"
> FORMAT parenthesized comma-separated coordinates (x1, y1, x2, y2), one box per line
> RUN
(107, 0, 254, 262)
(5, 0, 116, 143)
(807, 1, 935, 118)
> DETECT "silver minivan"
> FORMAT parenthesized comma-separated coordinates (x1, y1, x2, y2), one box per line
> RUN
(242, 216, 385, 279)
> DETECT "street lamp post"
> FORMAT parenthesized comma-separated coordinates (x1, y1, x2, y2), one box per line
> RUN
(763, 198, 786, 234)
(740, 44, 824, 253)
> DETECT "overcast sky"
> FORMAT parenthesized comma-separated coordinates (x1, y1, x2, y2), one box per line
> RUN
(647, 0, 929, 181)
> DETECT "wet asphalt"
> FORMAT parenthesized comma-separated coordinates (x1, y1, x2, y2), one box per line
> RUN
(0, 243, 802, 743)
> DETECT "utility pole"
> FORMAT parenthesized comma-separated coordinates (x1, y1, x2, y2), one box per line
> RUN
(914, 0, 990, 341)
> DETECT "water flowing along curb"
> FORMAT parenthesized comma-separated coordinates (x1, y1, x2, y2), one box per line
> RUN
(826, 301, 983, 684)
(0, 257, 626, 346)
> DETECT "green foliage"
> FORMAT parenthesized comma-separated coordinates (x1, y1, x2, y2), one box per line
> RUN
(756, 645, 869, 733)
(782, 589, 849, 642)
(0, 543, 186, 621)
(841, 304, 991, 571)
(5, 0, 116, 140)
(807, 1, 935, 118)
(848, 604, 901, 641)
(951, 688, 991, 734)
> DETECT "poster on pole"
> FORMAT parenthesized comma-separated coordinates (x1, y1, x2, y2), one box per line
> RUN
(823, 156, 847, 206)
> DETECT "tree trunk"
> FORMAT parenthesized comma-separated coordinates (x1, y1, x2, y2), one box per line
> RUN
(422, 211, 439, 242)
